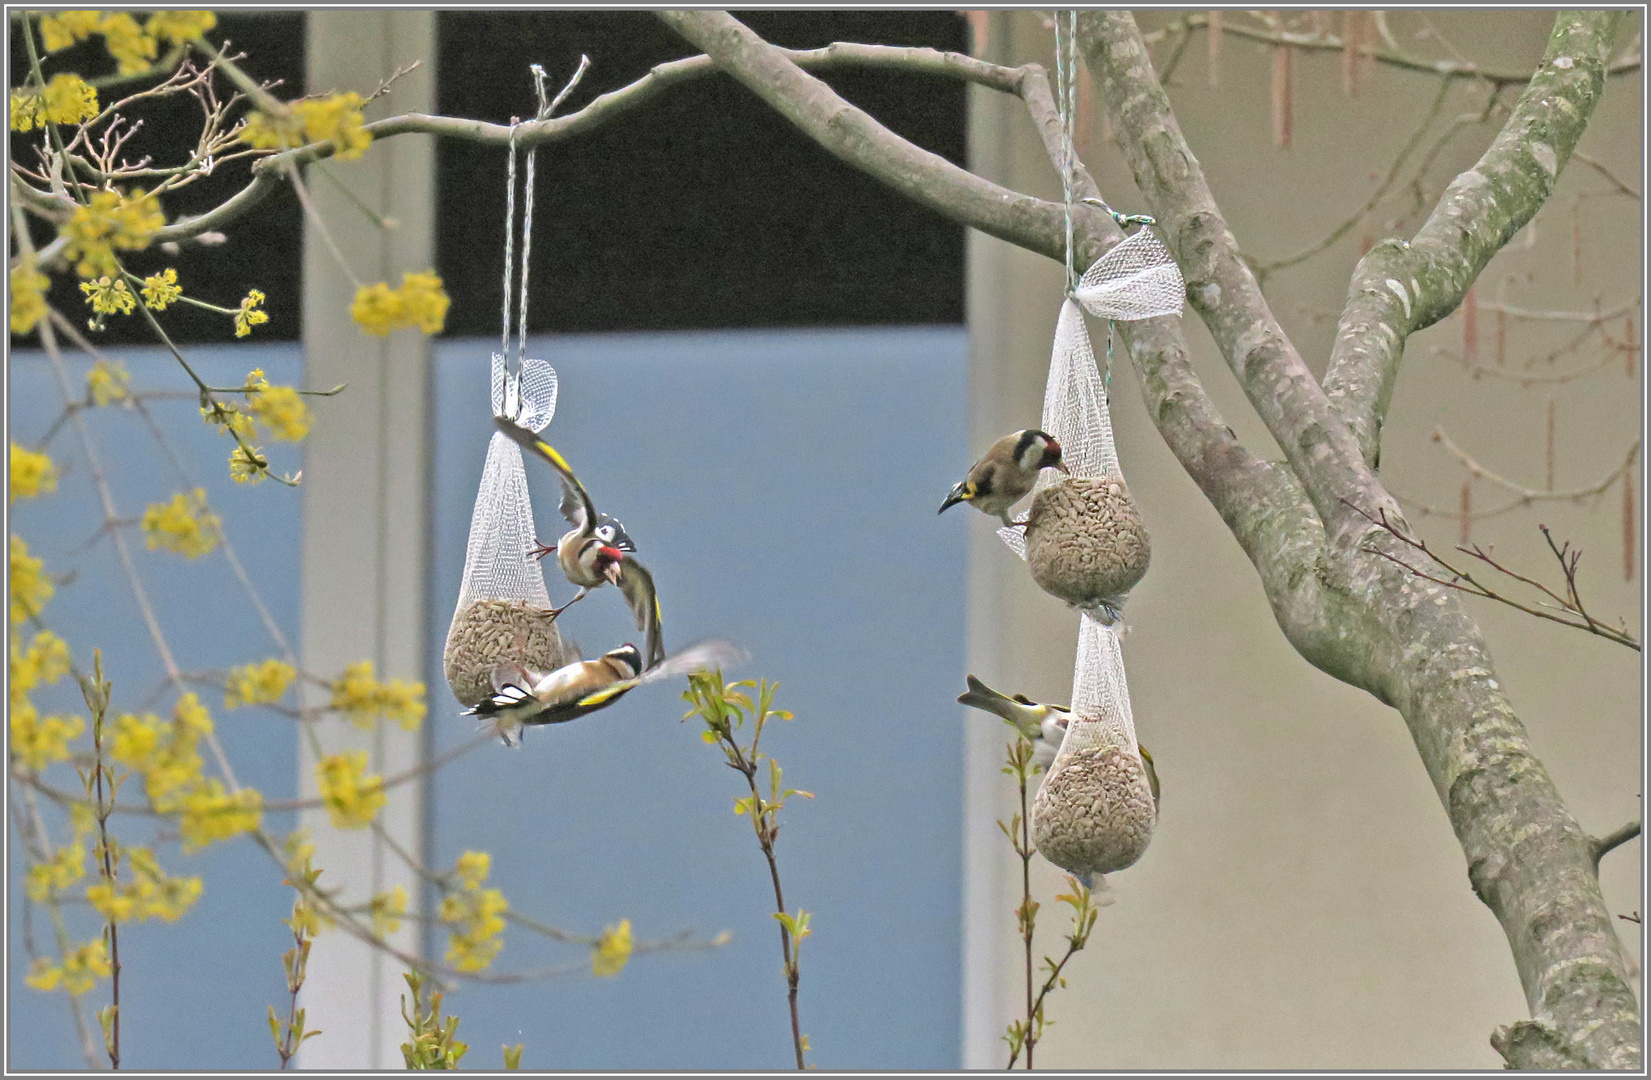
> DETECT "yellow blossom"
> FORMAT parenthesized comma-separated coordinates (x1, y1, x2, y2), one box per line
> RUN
(398, 271, 450, 335)
(239, 108, 304, 153)
(229, 443, 268, 485)
(592, 918, 634, 977)
(9, 74, 98, 131)
(11, 629, 71, 712)
(25, 841, 86, 901)
(10, 258, 49, 334)
(234, 288, 268, 337)
(87, 359, 130, 406)
(246, 368, 311, 441)
(10, 443, 57, 501)
(201, 400, 256, 440)
(441, 885, 508, 973)
(293, 91, 372, 160)
(108, 701, 209, 811)
(455, 850, 490, 890)
(224, 658, 297, 709)
(178, 779, 262, 851)
(316, 750, 386, 829)
(64, 188, 165, 280)
(79, 276, 135, 317)
(146, 10, 217, 45)
(140, 267, 182, 310)
(39, 11, 103, 52)
(287, 894, 329, 937)
(98, 12, 159, 75)
(10, 707, 83, 771)
(25, 938, 110, 995)
(87, 846, 205, 923)
(140, 489, 221, 559)
(350, 281, 402, 337)
(43, 73, 99, 126)
(370, 884, 409, 938)
(329, 660, 426, 731)
(11, 534, 53, 623)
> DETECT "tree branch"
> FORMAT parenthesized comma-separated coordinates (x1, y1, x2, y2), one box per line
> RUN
(1078, 11, 1387, 538)
(1083, 11, 1640, 1068)
(1323, 12, 1626, 467)
(1591, 820, 1641, 867)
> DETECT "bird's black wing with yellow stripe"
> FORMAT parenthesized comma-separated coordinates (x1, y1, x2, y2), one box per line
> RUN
(615, 555, 665, 670)
(495, 416, 596, 532)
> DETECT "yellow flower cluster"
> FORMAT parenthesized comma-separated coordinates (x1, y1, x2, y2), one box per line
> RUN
(25, 838, 86, 902)
(370, 883, 409, 938)
(11, 258, 50, 335)
(140, 267, 182, 310)
(12, 629, 71, 709)
(10, 443, 57, 501)
(592, 918, 634, 977)
(108, 693, 259, 847)
(63, 188, 165, 280)
(176, 779, 263, 852)
(234, 288, 268, 337)
(80, 276, 136, 320)
(145, 10, 217, 46)
(140, 489, 221, 559)
(10, 709, 83, 771)
(224, 658, 297, 709)
(245, 368, 310, 441)
(243, 91, 372, 160)
(228, 443, 268, 485)
(98, 12, 158, 74)
(329, 660, 426, 731)
(350, 271, 450, 337)
(202, 400, 256, 441)
(85, 845, 203, 922)
(316, 750, 386, 829)
(38, 10, 102, 52)
(11, 534, 53, 624)
(441, 850, 508, 972)
(24, 938, 110, 996)
(87, 359, 130, 406)
(10, 74, 99, 132)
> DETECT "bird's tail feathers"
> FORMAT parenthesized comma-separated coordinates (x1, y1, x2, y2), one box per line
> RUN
(957, 674, 1017, 722)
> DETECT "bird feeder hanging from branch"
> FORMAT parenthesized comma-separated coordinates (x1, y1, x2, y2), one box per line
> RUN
(998, 9, 1186, 883)
(443, 62, 587, 708)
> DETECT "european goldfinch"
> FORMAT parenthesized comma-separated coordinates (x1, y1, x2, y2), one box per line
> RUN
(958, 674, 1159, 810)
(467, 639, 745, 746)
(939, 429, 1068, 528)
(496, 416, 665, 670)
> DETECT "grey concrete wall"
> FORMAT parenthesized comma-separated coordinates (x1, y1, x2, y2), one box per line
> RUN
(962, 9, 1641, 1069)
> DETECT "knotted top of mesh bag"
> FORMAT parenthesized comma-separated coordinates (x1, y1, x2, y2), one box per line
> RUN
(452, 352, 559, 615)
(1072, 226, 1184, 323)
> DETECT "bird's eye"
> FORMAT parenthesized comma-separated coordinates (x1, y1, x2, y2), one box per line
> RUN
(596, 525, 614, 542)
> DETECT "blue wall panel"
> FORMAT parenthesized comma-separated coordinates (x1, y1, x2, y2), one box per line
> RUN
(426, 326, 968, 1069)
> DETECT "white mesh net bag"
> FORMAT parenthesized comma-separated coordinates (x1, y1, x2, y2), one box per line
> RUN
(442, 353, 576, 708)
(442, 76, 586, 709)
(1000, 224, 1184, 882)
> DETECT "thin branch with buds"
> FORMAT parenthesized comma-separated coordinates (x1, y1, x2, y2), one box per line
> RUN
(1347, 500, 1639, 651)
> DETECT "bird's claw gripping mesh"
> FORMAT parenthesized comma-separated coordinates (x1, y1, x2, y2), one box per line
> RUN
(998, 229, 1184, 881)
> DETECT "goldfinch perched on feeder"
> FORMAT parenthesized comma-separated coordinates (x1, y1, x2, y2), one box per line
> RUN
(495, 416, 665, 670)
(466, 639, 746, 746)
(938, 429, 1068, 528)
(957, 675, 1159, 810)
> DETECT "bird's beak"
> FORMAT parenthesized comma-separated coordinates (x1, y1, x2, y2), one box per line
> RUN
(938, 485, 970, 515)
(600, 547, 625, 585)
(1053, 460, 1070, 474)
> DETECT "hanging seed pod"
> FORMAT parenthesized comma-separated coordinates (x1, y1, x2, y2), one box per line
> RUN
(1029, 617, 1156, 878)
(1024, 475, 1151, 618)
(443, 598, 577, 708)
(1031, 736, 1156, 876)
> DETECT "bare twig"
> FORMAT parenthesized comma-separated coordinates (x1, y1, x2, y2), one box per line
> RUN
(1592, 821, 1641, 867)
(1346, 500, 1640, 651)
(1571, 149, 1641, 200)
